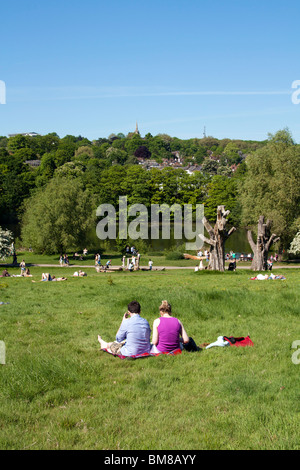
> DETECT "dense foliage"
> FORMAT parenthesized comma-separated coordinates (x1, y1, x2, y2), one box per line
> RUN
(240, 129, 300, 250)
(0, 128, 299, 252)
(0, 226, 13, 260)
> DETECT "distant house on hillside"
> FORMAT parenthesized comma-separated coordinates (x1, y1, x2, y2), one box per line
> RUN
(144, 160, 160, 169)
(171, 151, 182, 164)
(184, 165, 203, 175)
(25, 160, 41, 168)
(8, 132, 40, 137)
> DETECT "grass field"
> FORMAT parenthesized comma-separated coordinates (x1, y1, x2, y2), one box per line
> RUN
(0, 263, 299, 450)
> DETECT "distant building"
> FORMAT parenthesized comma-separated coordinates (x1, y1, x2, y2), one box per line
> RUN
(185, 165, 203, 175)
(8, 132, 40, 137)
(171, 151, 182, 164)
(145, 159, 160, 169)
(25, 160, 41, 167)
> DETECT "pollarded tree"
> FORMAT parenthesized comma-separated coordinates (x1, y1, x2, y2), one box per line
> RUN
(247, 216, 280, 271)
(199, 205, 236, 271)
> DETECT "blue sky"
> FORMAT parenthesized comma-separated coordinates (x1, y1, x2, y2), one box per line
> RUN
(1, 0, 299, 141)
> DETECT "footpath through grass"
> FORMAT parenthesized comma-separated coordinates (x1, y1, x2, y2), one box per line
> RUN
(0, 266, 299, 449)
(6, 250, 300, 269)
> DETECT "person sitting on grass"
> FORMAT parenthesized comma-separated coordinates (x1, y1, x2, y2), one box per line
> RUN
(0, 269, 10, 277)
(150, 300, 198, 354)
(98, 300, 151, 357)
(128, 261, 134, 272)
(24, 268, 32, 277)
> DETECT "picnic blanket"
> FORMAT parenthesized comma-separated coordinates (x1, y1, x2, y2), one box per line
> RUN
(102, 348, 182, 360)
(224, 336, 254, 347)
(206, 335, 253, 349)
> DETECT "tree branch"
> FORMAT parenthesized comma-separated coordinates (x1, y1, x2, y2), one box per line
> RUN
(227, 227, 236, 238)
(202, 216, 214, 238)
(266, 234, 280, 250)
(198, 234, 216, 246)
(247, 230, 256, 252)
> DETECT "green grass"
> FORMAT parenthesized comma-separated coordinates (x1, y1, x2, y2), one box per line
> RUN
(0, 265, 299, 450)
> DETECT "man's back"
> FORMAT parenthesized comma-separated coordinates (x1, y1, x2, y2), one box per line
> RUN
(116, 314, 151, 356)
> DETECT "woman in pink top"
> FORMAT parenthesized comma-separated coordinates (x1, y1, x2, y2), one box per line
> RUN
(151, 300, 190, 353)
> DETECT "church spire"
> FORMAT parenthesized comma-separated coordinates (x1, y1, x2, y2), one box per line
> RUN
(134, 122, 140, 135)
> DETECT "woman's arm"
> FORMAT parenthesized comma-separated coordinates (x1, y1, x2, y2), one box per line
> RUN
(151, 318, 160, 345)
(179, 321, 190, 344)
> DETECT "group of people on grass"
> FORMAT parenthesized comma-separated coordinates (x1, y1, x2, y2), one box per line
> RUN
(197, 249, 210, 262)
(33, 270, 88, 281)
(0, 265, 32, 278)
(122, 253, 141, 271)
(95, 254, 112, 272)
(59, 254, 70, 266)
(98, 300, 199, 357)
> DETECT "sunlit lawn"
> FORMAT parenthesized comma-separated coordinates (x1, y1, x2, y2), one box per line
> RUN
(0, 266, 299, 450)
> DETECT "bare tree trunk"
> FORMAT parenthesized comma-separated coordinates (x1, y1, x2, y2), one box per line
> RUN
(134, 254, 140, 271)
(247, 216, 280, 271)
(199, 205, 236, 271)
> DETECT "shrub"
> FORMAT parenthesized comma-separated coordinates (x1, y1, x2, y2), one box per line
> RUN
(165, 252, 184, 260)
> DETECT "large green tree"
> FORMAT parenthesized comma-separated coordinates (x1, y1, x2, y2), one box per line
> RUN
(21, 177, 96, 254)
(240, 129, 300, 249)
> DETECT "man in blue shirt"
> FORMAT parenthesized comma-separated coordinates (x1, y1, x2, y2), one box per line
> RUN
(98, 301, 151, 357)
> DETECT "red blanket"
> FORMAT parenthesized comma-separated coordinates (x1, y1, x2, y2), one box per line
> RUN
(223, 336, 254, 347)
(101, 348, 182, 360)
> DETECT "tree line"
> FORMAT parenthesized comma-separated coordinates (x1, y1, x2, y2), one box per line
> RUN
(0, 128, 299, 254)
